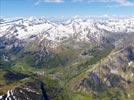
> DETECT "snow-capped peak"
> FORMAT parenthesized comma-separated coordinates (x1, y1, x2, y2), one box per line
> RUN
(0, 16, 134, 43)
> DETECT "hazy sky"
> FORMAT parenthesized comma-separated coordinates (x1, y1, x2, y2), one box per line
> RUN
(0, 0, 134, 18)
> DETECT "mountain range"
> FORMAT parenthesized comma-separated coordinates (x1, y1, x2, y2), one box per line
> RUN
(0, 16, 134, 100)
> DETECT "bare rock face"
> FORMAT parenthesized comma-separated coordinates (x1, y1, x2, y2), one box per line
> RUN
(126, 46, 134, 62)
(0, 81, 49, 100)
(78, 72, 125, 92)
(79, 72, 106, 92)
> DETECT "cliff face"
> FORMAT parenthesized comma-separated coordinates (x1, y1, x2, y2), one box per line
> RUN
(0, 81, 49, 100)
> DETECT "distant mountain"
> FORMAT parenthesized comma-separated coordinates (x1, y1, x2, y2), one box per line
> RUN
(1, 17, 134, 42)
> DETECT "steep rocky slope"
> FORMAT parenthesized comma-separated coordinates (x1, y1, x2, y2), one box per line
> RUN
(0, 81, 49, 100)
(69, 34, 134, 100)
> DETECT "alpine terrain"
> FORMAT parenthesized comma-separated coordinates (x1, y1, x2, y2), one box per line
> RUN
(0, 16, 134, 100)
